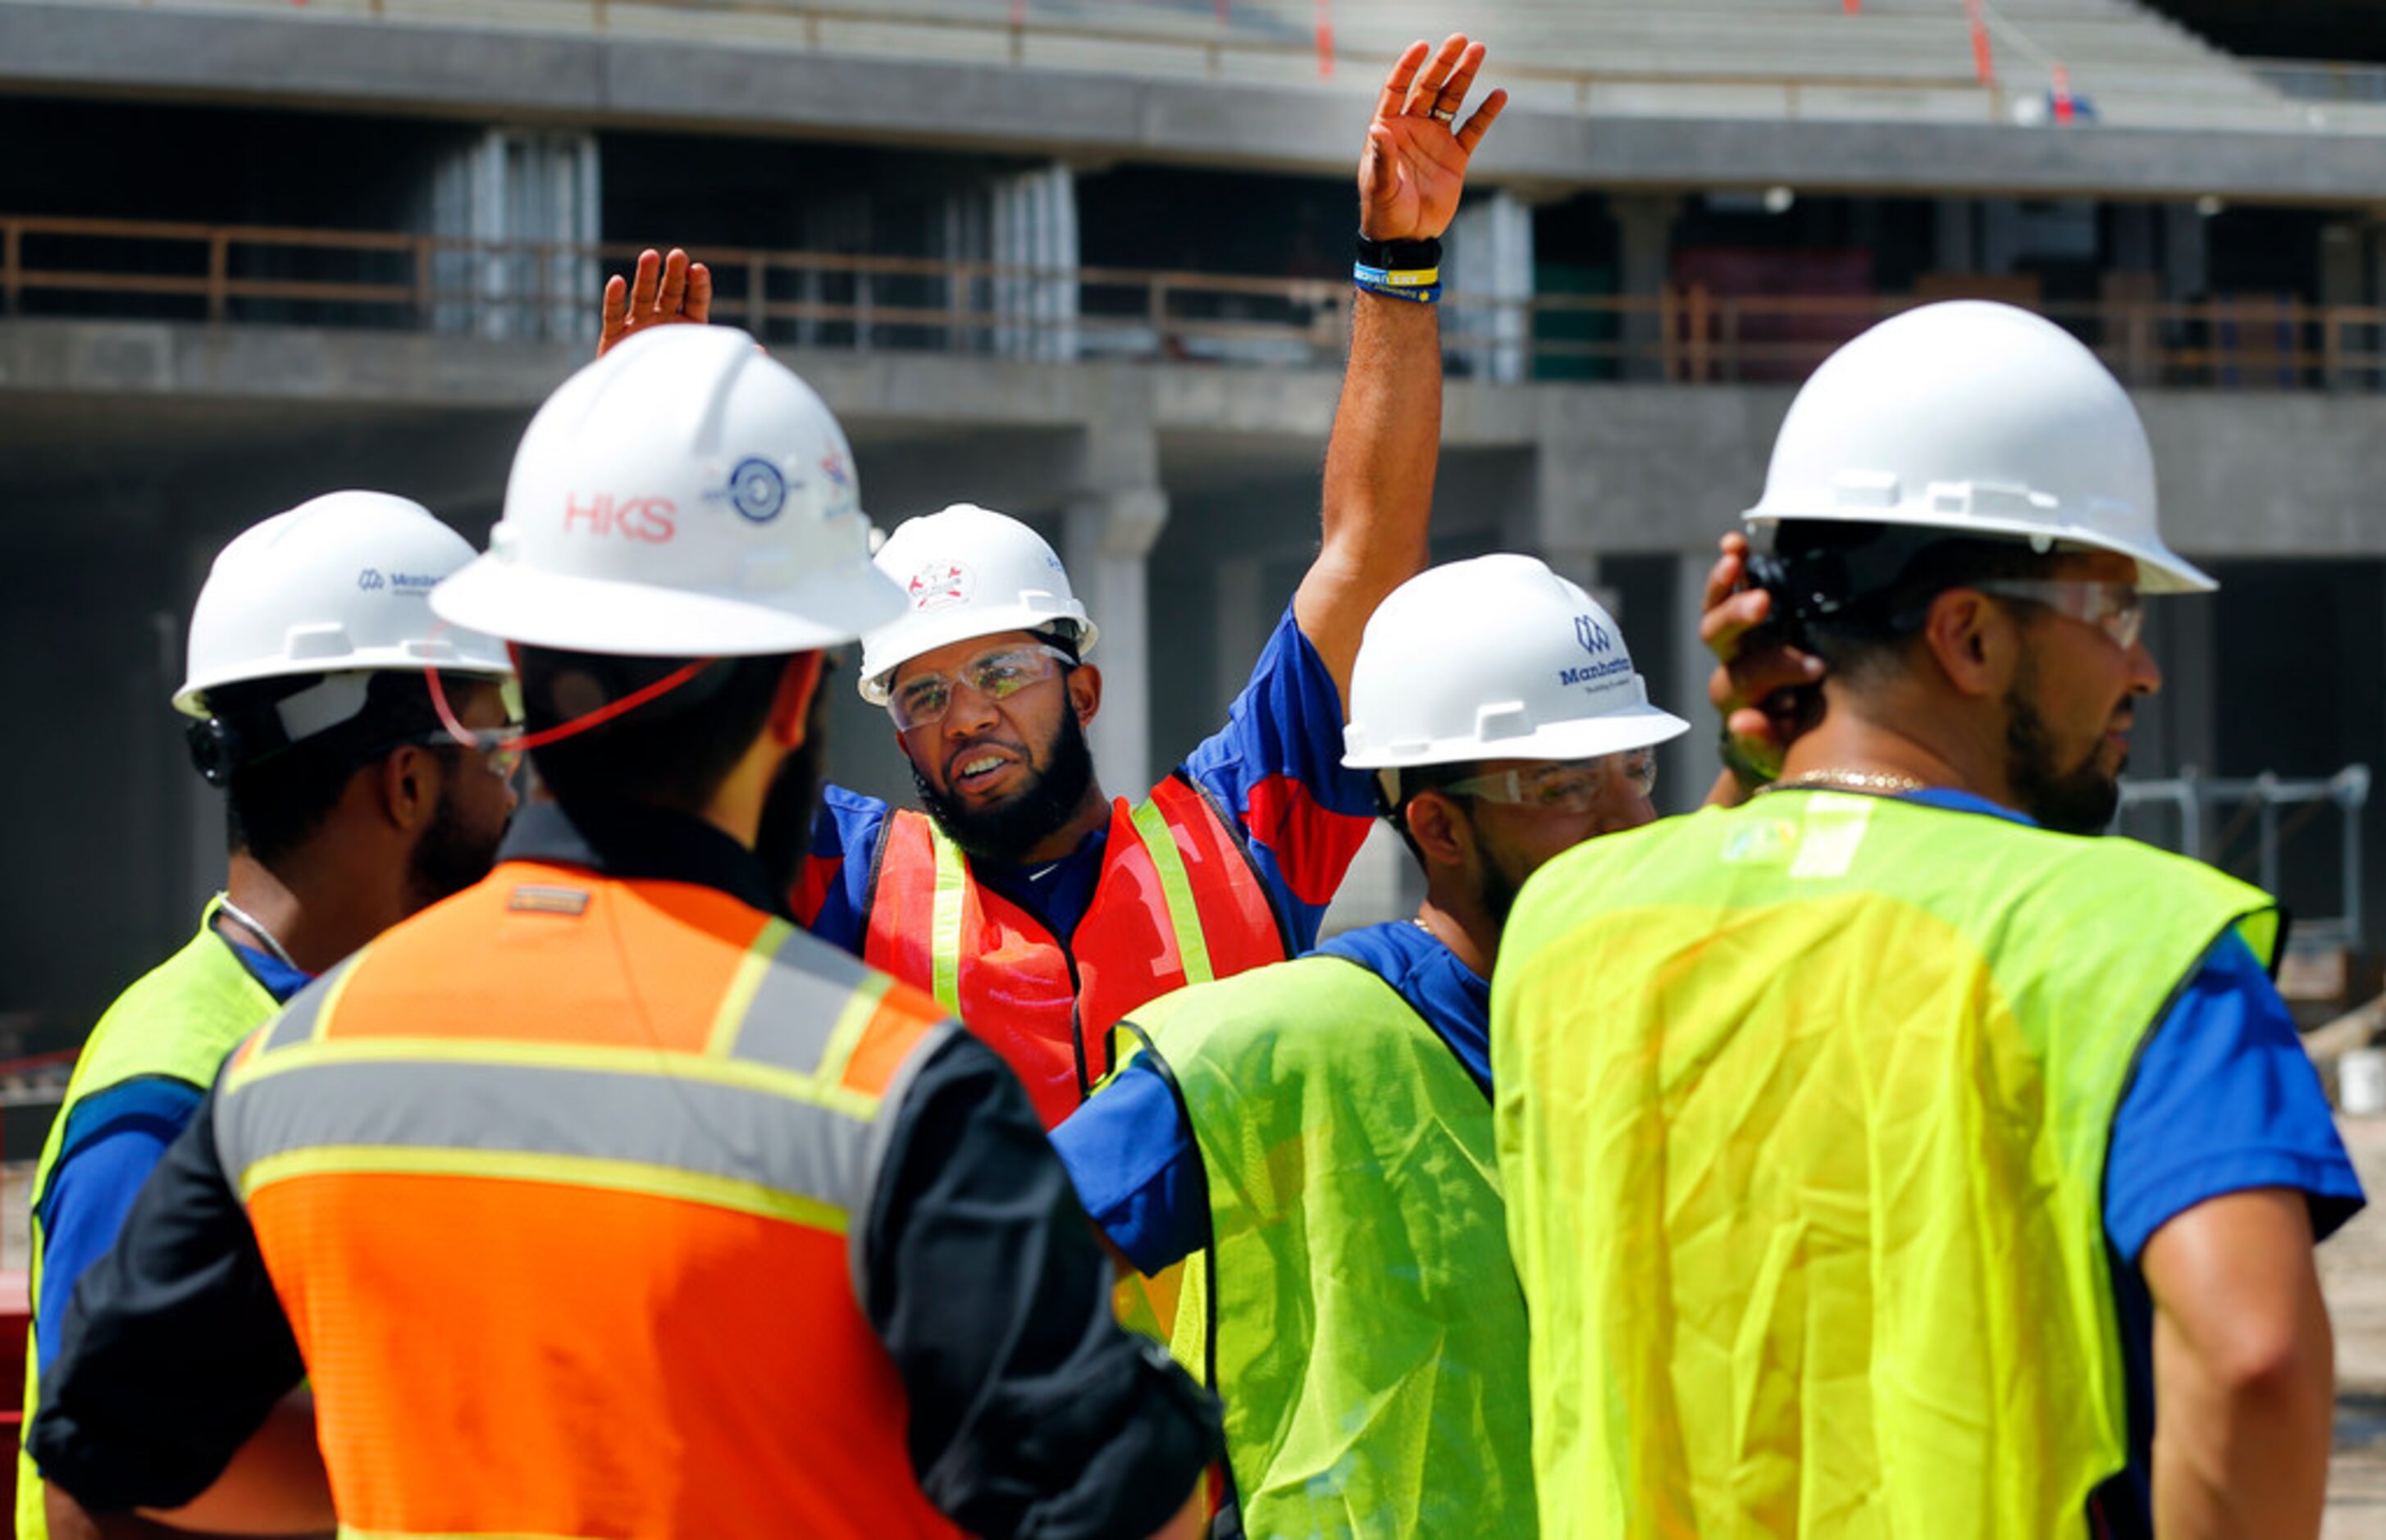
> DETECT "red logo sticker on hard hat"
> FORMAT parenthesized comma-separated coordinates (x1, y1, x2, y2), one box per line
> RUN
(908, 561, 971, 611)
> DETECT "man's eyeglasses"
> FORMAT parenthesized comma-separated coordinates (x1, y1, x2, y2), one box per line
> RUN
(378, 727, 526, 782)
(1439, 747, 1660, 813)
(889, 644, 1074, 733)
(1969, 579, 2145, 651)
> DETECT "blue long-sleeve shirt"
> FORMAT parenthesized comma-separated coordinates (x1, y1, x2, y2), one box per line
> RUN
(34, 935, 308, 1371)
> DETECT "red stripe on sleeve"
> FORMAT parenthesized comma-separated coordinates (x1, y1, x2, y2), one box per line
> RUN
(1243, 773, 1375, 908)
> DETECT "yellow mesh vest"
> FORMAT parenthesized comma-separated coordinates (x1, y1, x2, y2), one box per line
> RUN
(17, 901, 278, 1540)
(1125, 953, 1535, 1540)
(1493, 793, 2278, 1540)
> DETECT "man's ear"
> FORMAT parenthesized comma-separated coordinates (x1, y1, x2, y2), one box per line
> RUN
(376, 746, 440, 834)
(1919, 588, 2014, 700)
(767, 652, 828, 749)
(1067, 663, 1102, 727)
(1403, 791, 1471, 871)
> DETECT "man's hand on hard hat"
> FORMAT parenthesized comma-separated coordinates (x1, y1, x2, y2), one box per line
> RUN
(597, 247, 713, 358)
(1700, 531, 1826, 803)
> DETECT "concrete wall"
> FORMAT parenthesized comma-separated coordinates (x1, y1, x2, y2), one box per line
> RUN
(9, 2, 2386, 204)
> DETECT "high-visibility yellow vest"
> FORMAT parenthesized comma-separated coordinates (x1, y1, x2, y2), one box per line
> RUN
(1493, 791, 2278, 1540)
(18, 900, 277, 1540)
(1125, 953, 1535, 1539)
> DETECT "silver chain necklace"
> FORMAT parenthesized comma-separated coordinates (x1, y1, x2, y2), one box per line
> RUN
(216, 893, 299, 971)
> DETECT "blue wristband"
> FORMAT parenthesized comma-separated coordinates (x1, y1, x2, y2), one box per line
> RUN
(1353, 262, 1442, 304)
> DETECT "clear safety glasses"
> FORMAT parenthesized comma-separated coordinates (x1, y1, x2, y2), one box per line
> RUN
(1969, 579, 2146, 651)
(1441, 746, 1660, 814)
(399, 674, 528, 781)
(888, 644, 1074, 733)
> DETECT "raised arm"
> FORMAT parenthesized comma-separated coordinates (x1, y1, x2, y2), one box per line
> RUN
(1293, 34, 1507, 704)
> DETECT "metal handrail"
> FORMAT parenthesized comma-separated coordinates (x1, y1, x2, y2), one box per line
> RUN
(10, 212, 2386, 390)
(2116, 767, 2370, 945)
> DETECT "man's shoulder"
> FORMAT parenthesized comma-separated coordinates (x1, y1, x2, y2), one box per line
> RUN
(73, 920, 276, 1102)
(1134, 952, 1401, 1053)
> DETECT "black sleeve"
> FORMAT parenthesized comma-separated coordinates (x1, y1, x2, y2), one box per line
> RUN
(26, 1073, 306, 1513)
(862, 1030, 1222, 1539)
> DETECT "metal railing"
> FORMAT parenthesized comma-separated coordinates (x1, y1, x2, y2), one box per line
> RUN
(2251, 58, 2386, 105)
(11, 213, 2386, 390)
(2116, 767, 2370, 948)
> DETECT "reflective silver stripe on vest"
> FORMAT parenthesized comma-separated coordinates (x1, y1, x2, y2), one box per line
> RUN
(725, 929, 879, 1077)
(217, 937, 933, 1232)
(216, 1058, 875, 1214)
(257, 954, 359, 1055)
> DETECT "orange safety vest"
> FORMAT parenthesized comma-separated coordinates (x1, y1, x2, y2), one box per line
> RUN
(211, 861, 965, 1540)
(860, 774, 1290, 1128)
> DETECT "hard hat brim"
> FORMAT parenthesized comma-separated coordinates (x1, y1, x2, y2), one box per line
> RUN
(1745, 507, 2216, 595)
(171, 645, 514, 720)
(431, 554, 908, 658)
(1342, 701, 1692, 770)
(856, 603, 1100, 703)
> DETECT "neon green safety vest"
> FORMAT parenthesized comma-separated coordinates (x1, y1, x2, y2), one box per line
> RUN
(1493, 791, 2279, 1540)
(1121, 952, 1535, 1540)
(17, 900, 280, 1540)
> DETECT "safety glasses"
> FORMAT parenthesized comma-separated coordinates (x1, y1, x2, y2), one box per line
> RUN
(888, 644, 1074, 733)
(1969, 579, 2145, 651)
(1441, 747, 1659, 813)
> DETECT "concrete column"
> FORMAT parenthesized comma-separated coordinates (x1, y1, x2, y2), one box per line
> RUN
(2162, 203, 2209, 301)
(1065, 485, 1168, 798)
(1447, 189, 1534, 384)
(1934, 198, 1976, 273)
(2111, 202, 2156, 277)
(990, 162, 1079, 362)
(1979, 198, 2023, 276)
(1213, 555, 1268, 720)
(2322, 222, 2363, 308)
(1610, 194, 1680, 382)
(426, 128, 600, 343)
(1666, 551, 1722, 816)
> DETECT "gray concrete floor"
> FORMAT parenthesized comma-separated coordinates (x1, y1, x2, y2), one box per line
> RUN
(5, 1141, 2385, 1532)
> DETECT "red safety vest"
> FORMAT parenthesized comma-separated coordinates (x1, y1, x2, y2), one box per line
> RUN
(213, 863, 965, 1540)
(860, 774, 1290, 1128)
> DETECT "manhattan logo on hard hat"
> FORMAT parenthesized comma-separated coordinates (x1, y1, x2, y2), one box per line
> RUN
(358, 567, 386, 593)
(1575, 614, 1612, 656)
(725, 458, 790, 524)
(907, 560, 973, 612)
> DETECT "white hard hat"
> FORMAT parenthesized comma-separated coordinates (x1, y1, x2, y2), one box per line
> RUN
(432, 326, 905, 658)
(855, 503, 1098, 703)
(176, 491, 512, 740)
(1745, 300, 2213, 594)
(1342, 554, 1689, 773)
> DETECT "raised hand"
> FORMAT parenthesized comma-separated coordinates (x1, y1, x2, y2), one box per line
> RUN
(597, 247, 713, 358)
(1359, 34, 1508, 244)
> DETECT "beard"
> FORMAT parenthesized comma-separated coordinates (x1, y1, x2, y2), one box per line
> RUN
(912, 706, 1097, 868)
(2005, 654, 2124, 836)
(405, 757, 507, 911)
(755, 686, 834, 903)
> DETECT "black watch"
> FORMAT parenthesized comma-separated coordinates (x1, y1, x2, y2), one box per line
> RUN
(1356, 233, 1442, 271)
